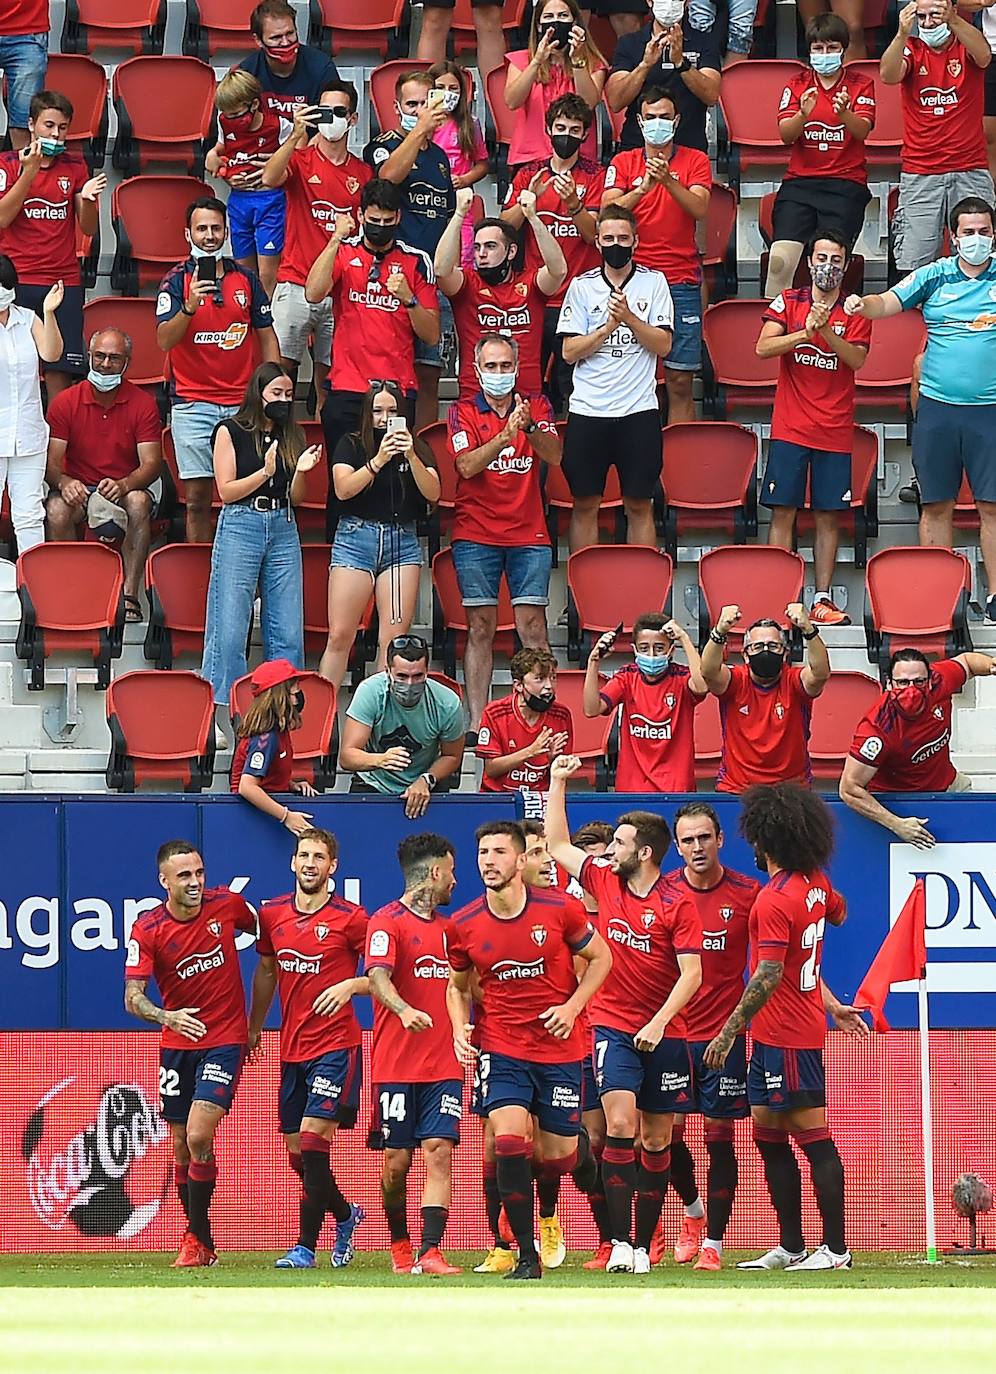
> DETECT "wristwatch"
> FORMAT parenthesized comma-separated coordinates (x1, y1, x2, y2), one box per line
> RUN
(421, 772, 438, 791)
(523, 421, 538, 434)
(677, 58, 692, 73)
(802, 626, 821, 641)
(404, 298, 417, 309)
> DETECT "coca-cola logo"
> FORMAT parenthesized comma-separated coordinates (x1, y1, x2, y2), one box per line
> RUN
(22, 1077, 169, 1239)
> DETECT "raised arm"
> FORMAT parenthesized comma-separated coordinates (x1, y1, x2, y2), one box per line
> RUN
(545, 754, 591, 878)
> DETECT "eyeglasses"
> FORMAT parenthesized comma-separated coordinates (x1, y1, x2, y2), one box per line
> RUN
(745, 641, 783, 655)
(90, 351, 126, 366)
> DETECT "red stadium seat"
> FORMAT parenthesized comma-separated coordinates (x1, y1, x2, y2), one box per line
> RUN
(183, 0, 260, 59)
(485, 64, 518, 196)
(847, 60, 902, 165)
(716, 60, 806, 192)
(301, 544, 374, 680)
(545, 437, 625, 558)
(44, 54, 109, 166)
(160, 429, 222, 536)
(661, 422, 758, 558)
(552, 668, 614, 788)
(808, 669, 882, 780)
(566, 545, 673, 663)
(144, 543, 212, 669)
(82, 297, 166, 391)
(432, 547, 516, 679)
(112, 56, 217, 178)
(704, 181, 738, 302)
(295, 422, 329, 539)
(697, 545, 805, 652)
(309, 0, 407, 58)
(61, 0, 166, 57)
(864, 546, 973, 673)
(450, 0, 530, 55)
(701, 299, 777, 419)
(230, 669, 339, 790)
(76, 219, 99, 291)
(428, 670, 464, 699)
(416, 421, 458, 557)
(106, 670, 216, 791)
(795, 424, 879, 568)
(16, 544, 125, 690)
(853, 309, 925, 417)
(756, 192, 865, 294)
(954, 472, 980, 533)
(370, 60, 433, 139)
(111, 175, 212, 293)
(693, 690, 722, 783)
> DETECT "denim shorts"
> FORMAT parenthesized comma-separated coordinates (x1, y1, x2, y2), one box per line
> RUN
(451, 539, 552, 607)
(170, 400, 238, 479)
(331, 515, 423, 578)
(0, 33, 49, 129)
(665, 281, 703, 373)
(414, 290, 455, 369)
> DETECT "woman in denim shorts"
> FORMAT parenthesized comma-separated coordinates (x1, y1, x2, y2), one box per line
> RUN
(319, 381, 440, 687)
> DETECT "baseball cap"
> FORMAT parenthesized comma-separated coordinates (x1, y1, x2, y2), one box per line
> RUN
(250, 658, 299, 694)
(87, 490, 127, 542)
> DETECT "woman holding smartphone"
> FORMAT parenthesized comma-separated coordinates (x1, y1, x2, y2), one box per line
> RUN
(504, 0, 607, 167)
(319, 380, 440, 688)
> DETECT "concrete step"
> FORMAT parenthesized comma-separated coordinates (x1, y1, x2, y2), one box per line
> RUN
(950, 752, 996, 777)
(951, 708, 996, 752)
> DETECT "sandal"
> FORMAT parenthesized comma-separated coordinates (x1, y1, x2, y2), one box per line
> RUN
(123, 595, 143, 623)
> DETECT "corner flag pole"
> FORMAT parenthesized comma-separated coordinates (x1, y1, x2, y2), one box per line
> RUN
(918, 970, 939, 1264)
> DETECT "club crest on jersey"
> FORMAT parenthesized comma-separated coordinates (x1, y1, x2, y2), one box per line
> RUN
(637, 300, 648, 313)
(234, 290, 248, 309)
(346, 176, 359, 193)
(665, 694, 675, 708)
(208, 921, 221, 937)
(775, 703, 785, 719)
(514, 282, 528, 298)
(58, 177, 71, 194)
(947, 59, 962, 78)
(315, 924, 329, 941)
(531, 924, 547, 946)
(720, 905, 734, 923)
(641, 911, 655, 928)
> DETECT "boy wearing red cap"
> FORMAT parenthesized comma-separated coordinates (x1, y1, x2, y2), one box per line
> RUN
(231, 658, 316, 833)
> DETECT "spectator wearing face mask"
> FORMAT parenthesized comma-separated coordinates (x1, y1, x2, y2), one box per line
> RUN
(882, 0, 994, 272)
(603, 85, 710, 424)
(429, 61, 489, 268)
(239, 0, 339, 124)
(700, 603, 831, 793)
(340, 635, 466, 820)
(845, 197, 996, 622)
(583, 612, 707, 792)
(607, 0, 722, 154)
(841, 648, 996, 848)
(45, 327, 164, 622)
(446, 333, 562, 735)
(231, 658, 318, 835)
(757, 231, 871, 628)
(764, 15, 875, 299)
(477, 648, 574, 793)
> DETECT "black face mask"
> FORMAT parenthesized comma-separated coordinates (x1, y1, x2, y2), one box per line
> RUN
(550, 132, 583, 160)
(749, 650, 784, 683)
(601, 242, 633, 270)
(364, 221, 395, 249)
(263, 399, 292, 424)
(478, 259, 511, 286)
(544, 19, 573, 48)
(293, 689, 305, 712)
(523, 691, 554, 713)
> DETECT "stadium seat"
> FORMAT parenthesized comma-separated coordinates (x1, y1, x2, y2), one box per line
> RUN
(112, 56, 217, 178)
(954, 472, 980, 534)
(230, 669, 339, 791)
(864, 546, 973, 674)
(160, 429, 221, 537)
(82, 297, 166, 393)
(795, 424, 879, 568)
(144, 543, 212, 670)
(566, 545, 673, 663)
(43, 54, 109, 167)
(428, 670, 463, 699)
(485, 64, 519, 198)
(450, 0, 530, 56)
(808, 669, 882, 780)
(16, 544, 125, 691)
(853, 309, 925, 420)
(110, 175, 212, 293)
(715, 60, 806, 192)
(416, 421, 458, 558)
(552, 668, 614, 788)
(693, 690, 722, 783)
(309, 0, 407, 57)
(370, 59, 433, 140)
(106, 670, 216, 791)
(697, 545, 806, 653)
(757, 192, 865, 294)
(701, 299, 777, 419)
(61, 0, 166, 57)
(301, 543, 374, 682)
(183, 0, 261, 59)
(545, 442, 625, 561)
(76, 220, 99, 292)
(703, 181, 738, 302)
(294, 422, 329, 539)
(660, 422, 758, 559)
(432, 547, 516, 679)
(847, 60, 902, 165)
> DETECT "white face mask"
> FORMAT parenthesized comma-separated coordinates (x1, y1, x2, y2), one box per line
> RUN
(438, 88, 461, 113)
(188, 241, 225, 260)
(0, 285, 14, 310)
(653, 0, 684, 26)
(323, 114, 349, 142)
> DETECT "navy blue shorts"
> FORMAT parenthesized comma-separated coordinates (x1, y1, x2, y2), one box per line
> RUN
(748, 1042, 826, 1112)
(687, 1036, 749, 1119)
(373, 1079, 463, 1149)
(593, 1025, 693, 1115)
(158, 1043, 244, 1123)
(479, 1050, 582, 1137)
(912, 395, 996, 505)
(761, 439, 852, 511)
(581, 1053, 600, 1115)
(278, 1047, 362, 1134)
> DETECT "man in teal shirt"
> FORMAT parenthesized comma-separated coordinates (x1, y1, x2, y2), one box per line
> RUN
(845, 195, 996, 621)
(340, 635, 465, 817)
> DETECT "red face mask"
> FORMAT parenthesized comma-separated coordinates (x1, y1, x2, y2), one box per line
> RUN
(266, 40, 299, 64)
(891, 681, 929, 718)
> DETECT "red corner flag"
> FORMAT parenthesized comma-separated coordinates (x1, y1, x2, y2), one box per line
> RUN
(854, 880, 928, 1032)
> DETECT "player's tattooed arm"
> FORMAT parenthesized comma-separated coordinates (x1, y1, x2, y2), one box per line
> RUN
(369, 967, 433, 1031)
(703, 959, 783, 1069)
(125, 979, 206, 1042)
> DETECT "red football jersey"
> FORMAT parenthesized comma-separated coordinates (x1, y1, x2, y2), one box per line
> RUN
(763, 287, 871, 451)
(505, 158, 605, 309)
(603, 145, 711, 285)
(900, 37, 987, 175)
(230, 729, 294, 795)
(749, 870, 844, 1050)
(600, 662, 704, 793)
(447, 391, 556, 546)
(1, 0, 49, 34)
(451, 267, 547, 398)
(716, 665, 816, 794)
(157, 260, 273, 405)
(447, 888, 595, 1063)
(779, 67, 875, 184)
(256, 893, 368, 1063)
(580, 856, 703, 1037)
(125, 889, 254, 1051)
(477, 692, 575, 793)
(218, 108, 287, 175)
(279, 146, 371, 288)
(660, 867, 759, 1040)
(849, 657, 967, 793)
(0, 151, 88, 285)
(329, 235, 436, 395)
(365, 899, 460, 1083)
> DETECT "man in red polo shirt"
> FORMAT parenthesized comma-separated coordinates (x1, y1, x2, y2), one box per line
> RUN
(602, 85, 710, 425)
(45, 326, 163, 617)
(477, 647, 574, 794)
(435, 186, 566, 402)
(700, 602, 831, 793)
(446, 333, 562, 734)
(840, 646, 996, 846)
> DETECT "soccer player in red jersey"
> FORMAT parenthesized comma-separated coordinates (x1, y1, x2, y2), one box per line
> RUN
(584, 613, 707, 793)
(248, 829, 368, 1270)
(124, 841, 256, 1267)
(365, 833, 463, 1276)
(478, 647, 574, 794)
(447, 820, 612, 1280)
(704, 785, 869, 1272)
(547, 758, 703, 1275)
(653, 802, 760, 1271)
(841, 646, 996, 847)
(702, 602, 831, 792)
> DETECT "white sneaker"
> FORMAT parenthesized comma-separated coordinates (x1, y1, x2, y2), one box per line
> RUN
(786, 1244, 852, 1272)
(606, 1240, 635, 1273)
(736, 1245, 808, 1271)
(632, 1246, 651, 1275)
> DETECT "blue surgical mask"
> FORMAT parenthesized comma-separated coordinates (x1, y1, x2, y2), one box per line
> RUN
(39, 138, 66, 157)
(810, 50, 843, 75)
(957, 233, 994, 266)
(88, 368, 122, 392)
(479, 370, 517, 398)
(919, 22, 950, 48)
(635, 652, 669, 678)
(640, 116, 675, 146)
(399, 111, 420, 133)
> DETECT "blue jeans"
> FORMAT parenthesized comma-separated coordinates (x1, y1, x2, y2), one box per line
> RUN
(201, 502, 304, 705)
(689, 0, 757, 54)
(0, 33, 48, 130)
